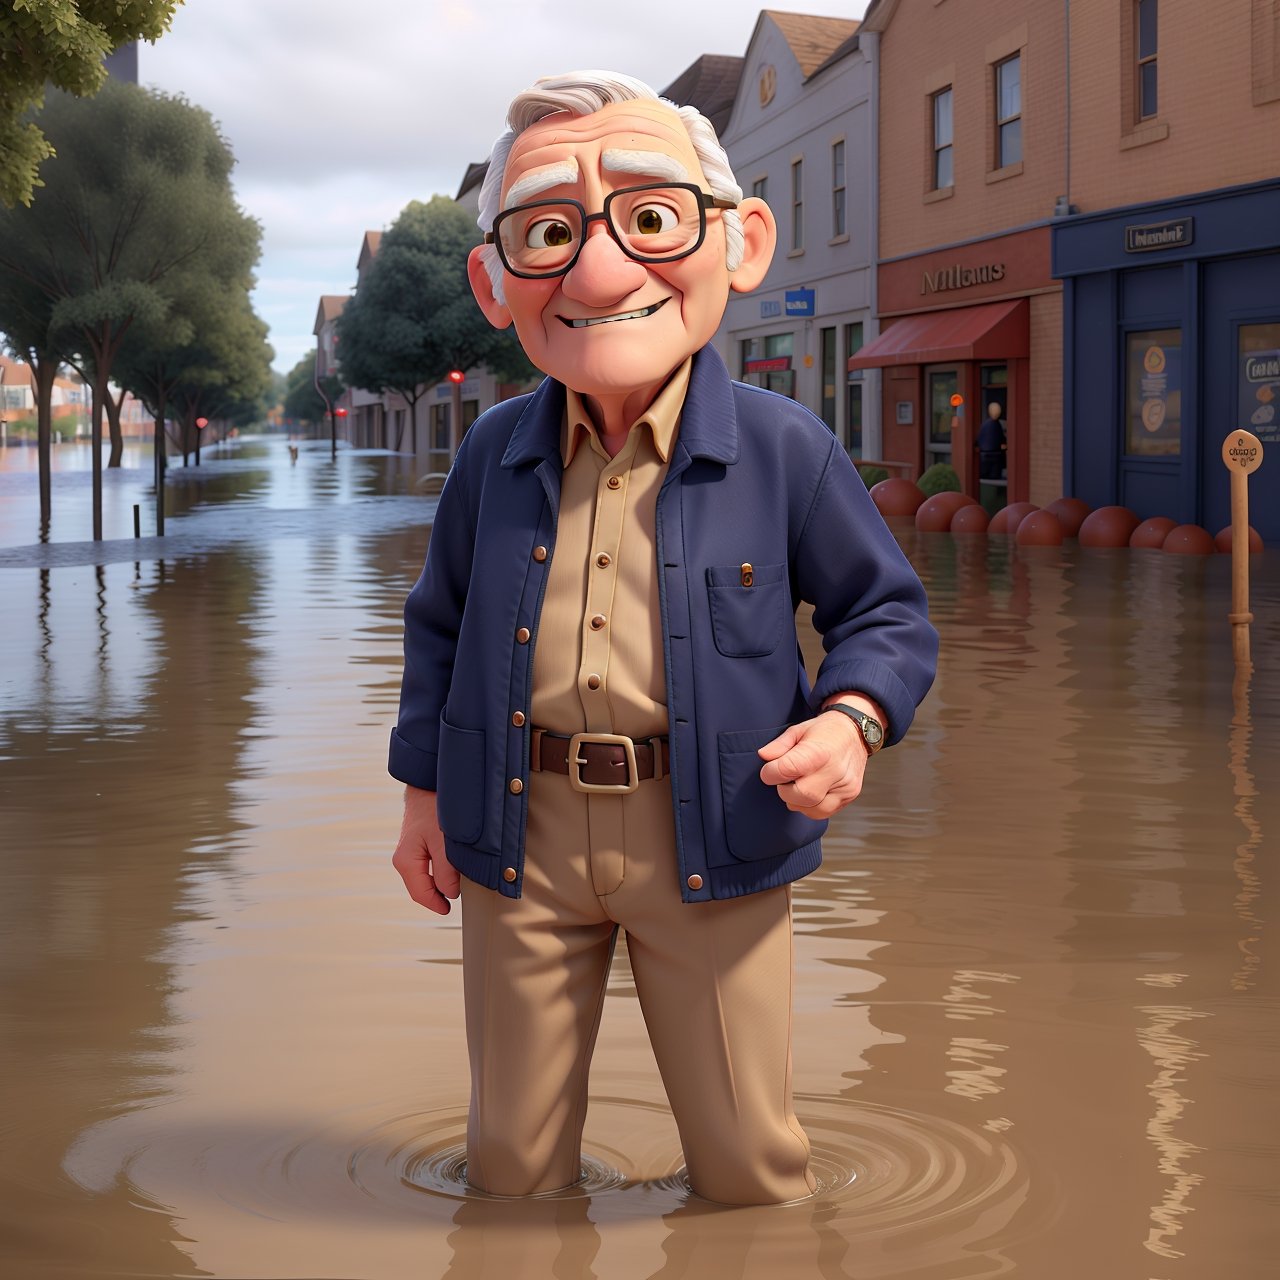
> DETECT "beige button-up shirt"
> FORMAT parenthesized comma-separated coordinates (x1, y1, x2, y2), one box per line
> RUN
(529, 359, 692, 741)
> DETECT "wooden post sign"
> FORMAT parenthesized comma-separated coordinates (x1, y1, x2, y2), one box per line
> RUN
(1221, 429, 1264, 666)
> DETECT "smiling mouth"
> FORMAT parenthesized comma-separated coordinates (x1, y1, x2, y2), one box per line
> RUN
(559, 298, 669, 328)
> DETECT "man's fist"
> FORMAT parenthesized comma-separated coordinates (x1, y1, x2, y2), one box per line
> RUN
(392, 786, 461, 915)
(756, 701, 879, 820)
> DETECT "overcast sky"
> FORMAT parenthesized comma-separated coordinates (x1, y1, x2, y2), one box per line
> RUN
(141, 0, 870, 375)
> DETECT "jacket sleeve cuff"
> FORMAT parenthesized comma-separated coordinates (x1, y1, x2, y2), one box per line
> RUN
(388, 728, 439, 791)
(808, 660, 915, 747)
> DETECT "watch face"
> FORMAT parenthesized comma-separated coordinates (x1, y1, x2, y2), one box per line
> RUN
(863, 718, 884, 746)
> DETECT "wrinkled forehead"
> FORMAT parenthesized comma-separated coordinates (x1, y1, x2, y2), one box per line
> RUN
(502, 100, 704, 199)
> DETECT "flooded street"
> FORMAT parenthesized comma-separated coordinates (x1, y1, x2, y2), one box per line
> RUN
(1, 437, 1276, 1279)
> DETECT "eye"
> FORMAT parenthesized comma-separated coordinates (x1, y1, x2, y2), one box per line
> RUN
(525, 218, 574, 249)
(630, 203, 679, 236)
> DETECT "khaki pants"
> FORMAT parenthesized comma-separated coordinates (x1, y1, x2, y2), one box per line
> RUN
(459, 766, 815, 1205)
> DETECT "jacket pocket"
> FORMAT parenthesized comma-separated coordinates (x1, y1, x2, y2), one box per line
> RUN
(705, 562, 789, 658)
(717, 724, 828, 862)
(436, 713, 486, 845)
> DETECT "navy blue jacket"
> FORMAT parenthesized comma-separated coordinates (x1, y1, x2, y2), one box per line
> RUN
(389, 346, 937, 903)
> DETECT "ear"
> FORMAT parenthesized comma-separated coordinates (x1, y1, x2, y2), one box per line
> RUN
(467, 244, 513, 329)
(727, 197, 777, 294)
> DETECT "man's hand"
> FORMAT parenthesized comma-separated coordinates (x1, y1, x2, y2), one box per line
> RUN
(757, 698, 883, 820)
(392, 786, 461, 915)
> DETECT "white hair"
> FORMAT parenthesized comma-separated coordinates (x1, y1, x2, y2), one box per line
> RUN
(476, 70, 745, 306)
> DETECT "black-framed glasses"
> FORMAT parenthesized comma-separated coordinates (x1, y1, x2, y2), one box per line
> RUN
(484, 182, 738, 279)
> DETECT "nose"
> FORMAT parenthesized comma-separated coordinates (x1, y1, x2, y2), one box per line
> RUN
(559, 222, 648, 307)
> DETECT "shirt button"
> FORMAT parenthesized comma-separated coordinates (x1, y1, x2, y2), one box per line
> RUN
(606, 475, 622, 490)
(509, 778, 524, 794)
(512, 710, 526, 727)
(596, 553, 611, 568)
(503, 867, 517, 883)
(532, 545, 548, 562)
(687, 874, 704, 891)
(586, 674, 601, 690)
(590, 613, 607, 630)
(516, 627, 531, 644)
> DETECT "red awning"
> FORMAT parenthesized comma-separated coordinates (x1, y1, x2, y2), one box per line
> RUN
(848, 298, 1029, 370)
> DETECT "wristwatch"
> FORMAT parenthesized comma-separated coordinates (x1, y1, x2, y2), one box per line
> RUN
(821, 703, 885, 753)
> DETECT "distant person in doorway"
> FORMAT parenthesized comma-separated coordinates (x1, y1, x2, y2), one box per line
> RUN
(978, 401, 1007, 481)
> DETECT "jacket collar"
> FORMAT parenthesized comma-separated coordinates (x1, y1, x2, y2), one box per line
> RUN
(500, 344, 740, 469)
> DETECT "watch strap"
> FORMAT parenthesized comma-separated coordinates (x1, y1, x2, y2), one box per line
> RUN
(819, 703, 883, 753)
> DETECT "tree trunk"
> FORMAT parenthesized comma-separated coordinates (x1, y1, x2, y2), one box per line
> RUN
(91, 370, 107, 541)
(34, 357, 56, 534)
(105, 384, 125, 468)
(194, 413, 202, 466)
(410, 395, 418, 456)
(153, 385, 166, 537)
(393, 401, 405, 452)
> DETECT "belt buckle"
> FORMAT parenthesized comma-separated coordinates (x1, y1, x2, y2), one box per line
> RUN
(568, 732, 639, 794)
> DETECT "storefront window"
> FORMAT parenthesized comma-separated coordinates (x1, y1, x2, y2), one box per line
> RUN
(846, 383, 863, 458)
(1238, 322, 1280, 446)
(1125, 329, 1181, 456)
(927, 369, 958, 466)
(765, 332, 794, 359)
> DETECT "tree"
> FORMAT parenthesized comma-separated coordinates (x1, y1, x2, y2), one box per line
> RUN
(336, 195, 527, 453)
(0, 0, 184, 208)
(282, 349, 341, 428)
(0, 79, 256, 539)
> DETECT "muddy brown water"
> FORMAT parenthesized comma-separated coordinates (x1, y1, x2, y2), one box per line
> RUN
(1, 438, 1276, 1279)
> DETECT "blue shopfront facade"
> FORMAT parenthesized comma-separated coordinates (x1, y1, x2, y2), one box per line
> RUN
(1053, 178, 1280, 543)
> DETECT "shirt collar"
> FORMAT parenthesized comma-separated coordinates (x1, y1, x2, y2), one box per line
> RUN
(561, 357, 692, 467)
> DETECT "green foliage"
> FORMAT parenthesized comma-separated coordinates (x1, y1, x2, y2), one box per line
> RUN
(0, 0, 184, 207)
(918, 463, 961, 497)
(858, 465, 890, 488)
(282, 350, 340, 426)
(337, 195, 527, 401)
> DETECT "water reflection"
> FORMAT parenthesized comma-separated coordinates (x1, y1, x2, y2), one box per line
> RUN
(1, 437, 1277, 1278)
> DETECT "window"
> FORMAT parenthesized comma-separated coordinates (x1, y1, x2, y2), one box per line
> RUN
(791, 159, 804, 251)
(932, 88, 954, 189)
(844, 323, 864, 457)
(1137, 0, 1158, 119)
(1125, 329, 1181, 456)
(752, 176, 768, 203)
(831, 140, 846, 237)
(996, 55, 1022, 166)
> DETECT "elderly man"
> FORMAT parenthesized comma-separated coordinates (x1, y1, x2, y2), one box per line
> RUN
(391, 71, 937, 1205)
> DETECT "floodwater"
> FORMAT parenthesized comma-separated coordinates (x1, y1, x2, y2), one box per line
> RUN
(1, 437, 1276, 1280)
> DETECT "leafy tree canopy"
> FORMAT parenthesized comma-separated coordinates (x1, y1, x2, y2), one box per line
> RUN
(336, 195, 534, 402)
(0, 0, 184, 207)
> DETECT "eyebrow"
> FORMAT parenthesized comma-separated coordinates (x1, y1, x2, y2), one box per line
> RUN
(505, 159, 580, 209)
(602, 149, 690, 184)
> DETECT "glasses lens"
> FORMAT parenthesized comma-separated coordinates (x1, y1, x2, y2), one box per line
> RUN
(499, 202, 583, 274)
(608, 186, 702, 260)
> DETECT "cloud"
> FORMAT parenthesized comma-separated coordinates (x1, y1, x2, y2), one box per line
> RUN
(142, 0, 868, 372)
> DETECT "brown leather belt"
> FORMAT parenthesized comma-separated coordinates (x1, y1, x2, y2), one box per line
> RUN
(530, 728, 670, 794)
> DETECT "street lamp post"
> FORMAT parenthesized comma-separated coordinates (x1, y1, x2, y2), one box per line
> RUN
(448, 369, 464, 462)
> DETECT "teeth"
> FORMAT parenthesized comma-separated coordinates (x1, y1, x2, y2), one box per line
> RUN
(566, 299, 666, 328)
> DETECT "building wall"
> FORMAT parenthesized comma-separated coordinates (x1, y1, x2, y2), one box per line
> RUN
(1029, 290, 1063, 501)
(718, 16, 879, 452)
(1068, 0, 1280, 214)
(877, 0, 1067, 261)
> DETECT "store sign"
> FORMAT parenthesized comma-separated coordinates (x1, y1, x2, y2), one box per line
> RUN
(744, 357, 791, 373)
(1124, 217, 1194, 253)
(921, 262, 1006, 295)
(760, 300, 782, 318)
(436, 380, 477, 397)
(785, 289, 816, 316)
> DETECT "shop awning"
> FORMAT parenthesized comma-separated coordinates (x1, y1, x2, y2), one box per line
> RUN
(848, 298, 1029, 370)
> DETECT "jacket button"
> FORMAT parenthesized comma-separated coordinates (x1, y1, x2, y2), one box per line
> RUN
(687, 874, 704, 891)
(509, 778, 524, 794)
(606, 475, 622, 490)
(596, 553, 611, 568)
(503, 867, 517, 883)
(516, 627, 531, 644)
(590, 613, 607, 630)
(512, 710, 525, 727)
(586, 674, 601, 690)
(533, 545, 548, 562)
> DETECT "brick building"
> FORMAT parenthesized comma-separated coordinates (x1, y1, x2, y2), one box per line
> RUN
(1052, 0, 1280, 541)
(850, 0, 1067, 508)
